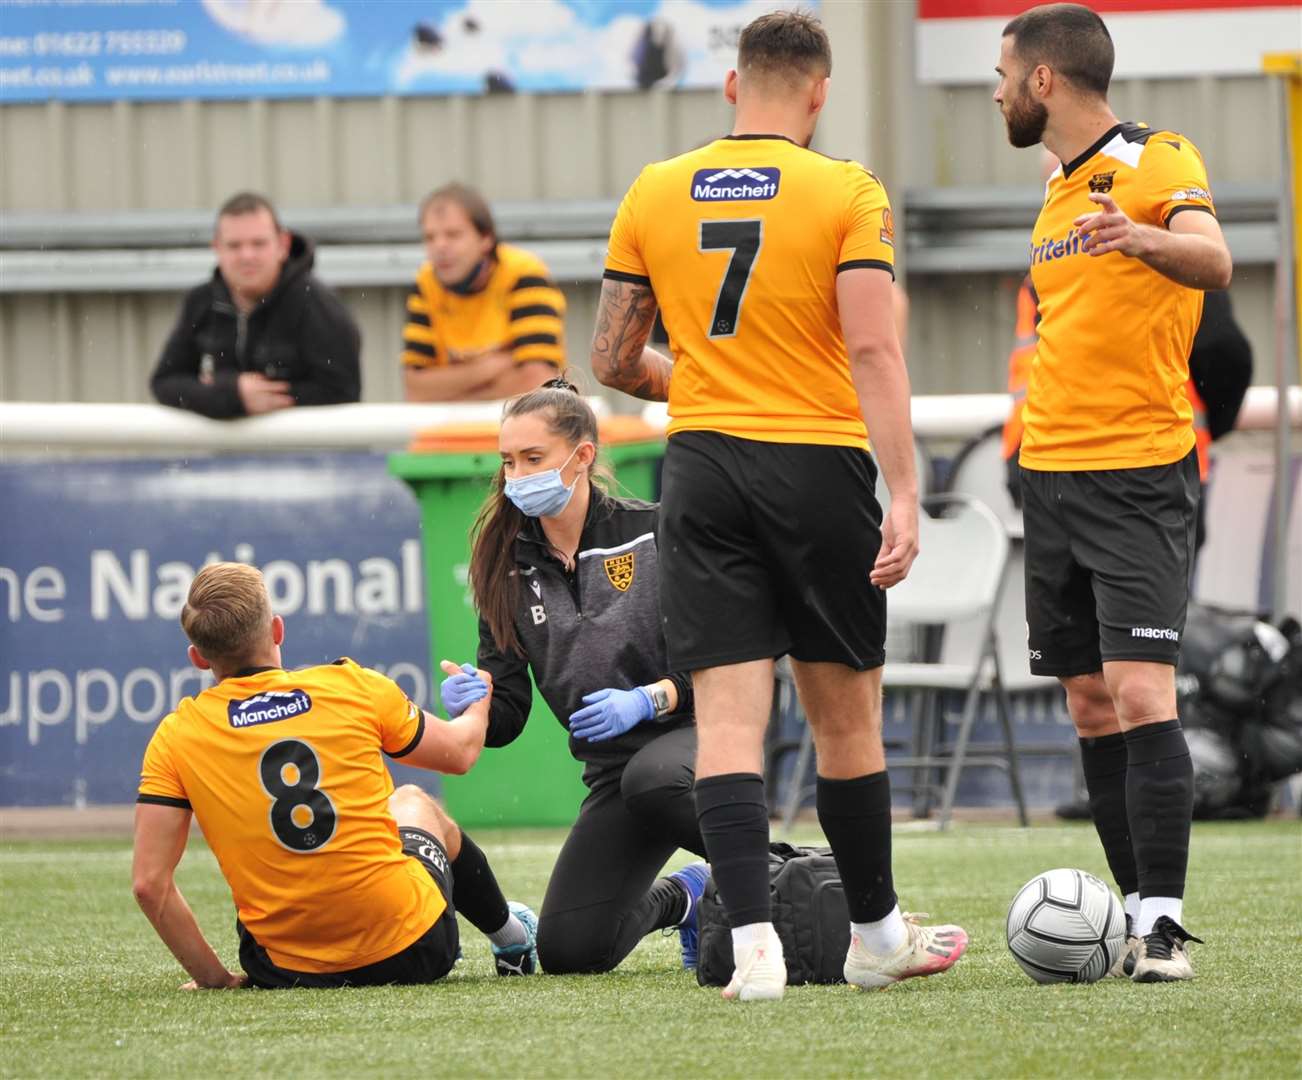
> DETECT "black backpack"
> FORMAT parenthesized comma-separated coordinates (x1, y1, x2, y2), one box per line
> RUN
(1178, 608, 1302, 818)
(696, 843, 849, 987)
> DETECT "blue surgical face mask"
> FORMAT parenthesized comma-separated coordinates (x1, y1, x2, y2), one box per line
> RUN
(504, 444, 586, 519)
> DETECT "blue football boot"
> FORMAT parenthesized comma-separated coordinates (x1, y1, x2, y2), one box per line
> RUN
(668, 863, 710, 970)
(492, 901, 539, 976)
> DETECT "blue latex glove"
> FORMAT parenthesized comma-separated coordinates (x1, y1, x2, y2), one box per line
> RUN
(440, 662, 488, 718)
(567, 687, 655, 743)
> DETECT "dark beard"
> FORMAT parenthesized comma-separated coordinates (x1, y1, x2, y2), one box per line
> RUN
(1004, 88, 1048, 149)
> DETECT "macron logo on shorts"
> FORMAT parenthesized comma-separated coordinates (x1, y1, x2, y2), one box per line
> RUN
(227, 689, 312, 728)
(691, 167, 780, 201)
(1130, 627, 1179, 642)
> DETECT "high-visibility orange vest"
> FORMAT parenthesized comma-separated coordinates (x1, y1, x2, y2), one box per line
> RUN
(1001, 274, 1209, 480)
(1001, 276, 1039, 462)
(1187, 378, 1210, 482)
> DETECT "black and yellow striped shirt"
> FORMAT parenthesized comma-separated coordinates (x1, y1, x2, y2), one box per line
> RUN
(402, 244, 566, 370)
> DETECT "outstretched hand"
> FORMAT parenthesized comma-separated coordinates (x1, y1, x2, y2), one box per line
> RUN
(439, 660, 488, 718)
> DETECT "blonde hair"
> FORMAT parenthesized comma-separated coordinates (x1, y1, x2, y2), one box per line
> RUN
(181, 563, 272, 666)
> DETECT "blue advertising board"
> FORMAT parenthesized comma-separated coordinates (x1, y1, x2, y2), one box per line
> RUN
(0, 452, 445, 806)
(0, 0, 816, 103)
(1, 448, 1074, 812)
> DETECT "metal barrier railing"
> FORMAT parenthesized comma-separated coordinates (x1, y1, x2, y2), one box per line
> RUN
(2, 387, 1295, 451)
(1, 185, 1279, 293)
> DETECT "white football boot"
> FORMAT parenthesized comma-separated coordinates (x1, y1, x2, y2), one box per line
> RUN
(1131, 916, 1202, 982)
(843, 912, 968, 990)
(721, 925, 787, 1002)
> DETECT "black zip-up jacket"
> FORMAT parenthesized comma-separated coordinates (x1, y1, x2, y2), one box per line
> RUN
(150, 232, 361, 418)
(478, 490, 694, 782)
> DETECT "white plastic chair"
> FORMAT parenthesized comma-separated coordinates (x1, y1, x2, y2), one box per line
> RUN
(875, 439, 934, 669)
(882, 493, 1027, 828)
(946, 428, 1071, 798)
(778, 493, 1028, 831)
(945, 424, 1022, 537)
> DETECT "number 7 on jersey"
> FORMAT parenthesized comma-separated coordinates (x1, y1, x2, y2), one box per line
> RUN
(700, 219, 762, 338)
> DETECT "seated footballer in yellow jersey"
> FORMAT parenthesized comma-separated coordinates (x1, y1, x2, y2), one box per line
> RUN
(401, 183, 566, 401)
(132, 562, 540, 989)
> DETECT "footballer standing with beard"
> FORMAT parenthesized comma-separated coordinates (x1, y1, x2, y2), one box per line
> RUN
(993, 3, 1232, 981)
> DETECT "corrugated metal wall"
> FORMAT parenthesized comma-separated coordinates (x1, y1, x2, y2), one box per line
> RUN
(917, 75, 1282, 189)
(0, 88, 737, 212)
(0, 0, 1285, 406)
(907, 264, 1277, 399)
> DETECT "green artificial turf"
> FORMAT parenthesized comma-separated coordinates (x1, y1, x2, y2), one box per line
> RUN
(2, 820, 1299, 1079)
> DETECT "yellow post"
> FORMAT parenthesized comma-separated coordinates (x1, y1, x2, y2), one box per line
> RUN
(1261, 52, 1299, 621)
(1263, 51, 1301, 377)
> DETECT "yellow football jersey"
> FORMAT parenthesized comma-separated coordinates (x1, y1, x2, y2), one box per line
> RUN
(402, 243, 566, 370)
(138, 658, 444, 973)
(605, 134, 896, 448)
(1021, 122, 1215, 471)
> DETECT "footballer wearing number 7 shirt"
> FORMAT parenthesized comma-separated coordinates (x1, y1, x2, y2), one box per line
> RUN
(995, 3, 1232, 983)
(591, 9, 968, 1002)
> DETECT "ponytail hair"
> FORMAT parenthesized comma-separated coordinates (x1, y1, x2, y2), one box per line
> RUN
(469, 375, 603, 655)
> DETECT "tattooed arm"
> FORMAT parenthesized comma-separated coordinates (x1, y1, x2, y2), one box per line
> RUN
(590, 278, 674, 402)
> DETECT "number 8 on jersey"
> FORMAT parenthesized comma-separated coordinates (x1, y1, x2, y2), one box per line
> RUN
(259, 738, 338, 853)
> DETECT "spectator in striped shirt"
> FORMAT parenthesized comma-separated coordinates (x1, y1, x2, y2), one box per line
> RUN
(402, 184, 565, 401)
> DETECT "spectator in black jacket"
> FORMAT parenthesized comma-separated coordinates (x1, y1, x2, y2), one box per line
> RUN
(151, 192, 361, 418)
(439, 378, 709, 976)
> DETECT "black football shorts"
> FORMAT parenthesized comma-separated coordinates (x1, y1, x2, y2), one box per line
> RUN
(1019, 449, 1199, 677)
(658, 430, 886, 672)
(238, 828, 459, 989)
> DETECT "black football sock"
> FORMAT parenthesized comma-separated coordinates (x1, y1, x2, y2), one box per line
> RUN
(450, 831, 512, 937)
(694, 773, 772, 927)
(815, 771, 897, 923)
(1078, 732, 1139, 896)
(1124, 720, 1193, 900)
(646, 876, 692, 932)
